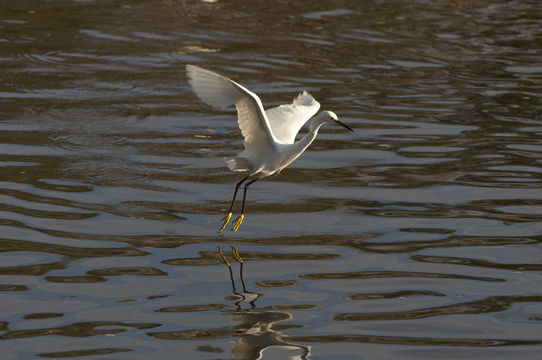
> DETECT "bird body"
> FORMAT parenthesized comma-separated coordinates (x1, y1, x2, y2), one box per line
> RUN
(226, 115, 324, 177)
(186, 64, 353, 231)
(232, 112, 330, 176)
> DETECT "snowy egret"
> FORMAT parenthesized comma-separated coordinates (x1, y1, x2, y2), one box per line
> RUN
(186, 65, 354, 232)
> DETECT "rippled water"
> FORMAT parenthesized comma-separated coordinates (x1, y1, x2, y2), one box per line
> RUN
(1, 0, 542, 359)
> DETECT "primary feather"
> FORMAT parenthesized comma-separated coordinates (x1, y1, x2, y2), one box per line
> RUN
(186, 65, 278, 152)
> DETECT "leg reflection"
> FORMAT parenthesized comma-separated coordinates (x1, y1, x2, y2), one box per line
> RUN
(218, 247, 238, 294)
(232, 246, 249, 297)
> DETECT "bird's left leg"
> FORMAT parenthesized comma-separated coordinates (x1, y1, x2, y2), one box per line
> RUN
(232, 177, 258, 232)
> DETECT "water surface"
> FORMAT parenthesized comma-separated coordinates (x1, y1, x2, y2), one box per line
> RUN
(1, 0, 542, 359)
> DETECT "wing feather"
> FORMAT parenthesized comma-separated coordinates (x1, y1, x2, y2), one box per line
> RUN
(186, 65, 278, 151)
(265, 91, 320, 144)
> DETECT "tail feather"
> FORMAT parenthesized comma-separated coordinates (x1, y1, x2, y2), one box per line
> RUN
(225, 157, 251, 172)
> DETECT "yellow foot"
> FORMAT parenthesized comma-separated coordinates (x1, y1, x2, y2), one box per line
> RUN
(232, 246, 243, 264)
(217, 247, 230, 266)
(218, 212, 232, 233)
(232, 214, 244, 232)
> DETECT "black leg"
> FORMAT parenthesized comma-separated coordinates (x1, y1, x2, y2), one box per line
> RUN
(240, 178, 258, 214)
(219, 175, 250, 232)
(232, 177, 258, 232)
(228, 176, 250, 213)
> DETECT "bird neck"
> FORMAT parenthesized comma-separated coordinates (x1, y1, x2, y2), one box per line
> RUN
(293, 116, 326, 155)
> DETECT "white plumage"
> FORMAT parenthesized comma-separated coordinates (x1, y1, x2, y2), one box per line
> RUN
(186, 64, 353, 232)
(265, 91, 320, 144)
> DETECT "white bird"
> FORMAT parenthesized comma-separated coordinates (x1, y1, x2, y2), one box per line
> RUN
(186, 65, 353, 232)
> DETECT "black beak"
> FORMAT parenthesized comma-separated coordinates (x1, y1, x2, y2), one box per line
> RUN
(336, 120, 354, 132)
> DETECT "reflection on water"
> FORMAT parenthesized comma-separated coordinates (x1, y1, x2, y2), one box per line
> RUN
(1, 0, 542, 359)
(150, 260, 311, 359)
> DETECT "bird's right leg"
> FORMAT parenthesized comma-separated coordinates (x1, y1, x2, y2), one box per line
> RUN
(219, 176, 250, 233)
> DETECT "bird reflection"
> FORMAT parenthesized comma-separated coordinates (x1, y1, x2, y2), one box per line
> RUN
(218, 248, 311, 360)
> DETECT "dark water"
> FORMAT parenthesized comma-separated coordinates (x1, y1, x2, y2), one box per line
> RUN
(1, 0, 542, 359)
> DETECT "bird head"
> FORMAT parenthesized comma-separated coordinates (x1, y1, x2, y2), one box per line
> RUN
(324, 111, 354, 132)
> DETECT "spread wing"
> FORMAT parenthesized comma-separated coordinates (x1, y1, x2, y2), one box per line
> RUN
(186, 65, 278, 151)
(265, 91, 320, 144)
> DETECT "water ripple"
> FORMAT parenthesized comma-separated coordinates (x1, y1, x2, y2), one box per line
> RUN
(2, 0, 542, 358)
